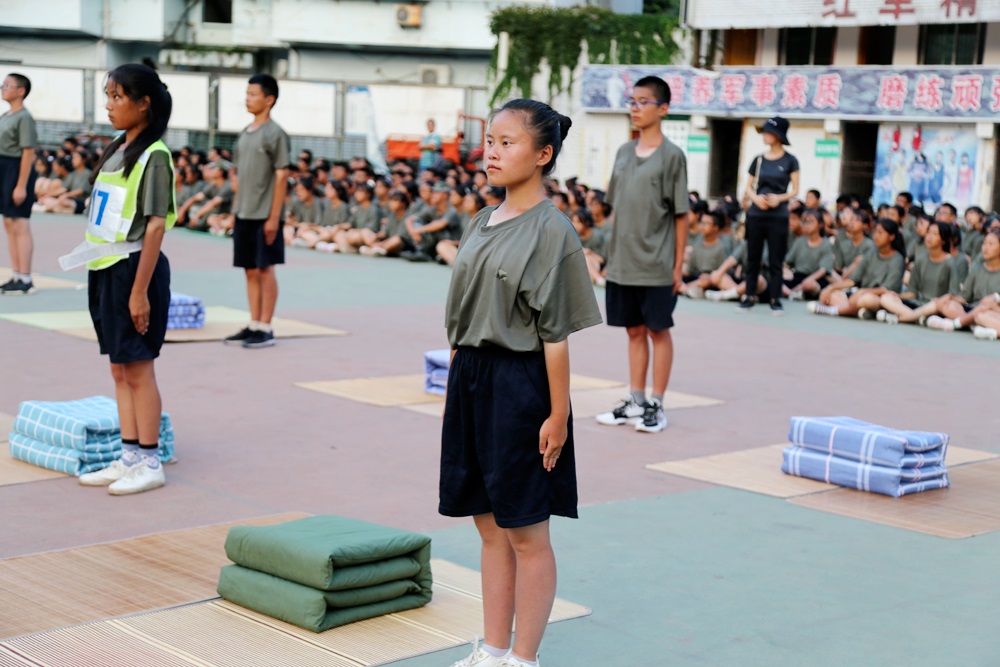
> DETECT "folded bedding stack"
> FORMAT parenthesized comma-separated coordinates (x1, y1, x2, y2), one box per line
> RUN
(167, 292, 205, 330)
(217, 515, 433, 632)
(782, 416, 950, 497)
(424, 349, 451, 396)
(8, 396, 175, 476)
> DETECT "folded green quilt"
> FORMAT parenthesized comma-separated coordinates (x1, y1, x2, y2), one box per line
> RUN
(224, 515, 432, 591)
(218, 564, 430, 632)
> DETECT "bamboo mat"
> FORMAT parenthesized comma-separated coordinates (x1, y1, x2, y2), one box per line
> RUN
(0, 560, 591, 667)
(0, 513, 309, 639)
(789, 458, 1000, 539)
(0, 268, 82, 290)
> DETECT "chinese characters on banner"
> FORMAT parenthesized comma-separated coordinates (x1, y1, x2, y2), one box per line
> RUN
(581, 65, 1000, 120)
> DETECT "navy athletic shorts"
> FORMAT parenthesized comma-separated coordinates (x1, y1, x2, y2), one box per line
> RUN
(0, 155, 37, 219)
(233, 217, 285, 269)
(439, 345, 578, 528)
(88, 251, 171, 364)
(605, 281, 677, 331)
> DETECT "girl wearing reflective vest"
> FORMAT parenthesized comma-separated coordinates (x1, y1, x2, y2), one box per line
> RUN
(73, 64, 175, 495)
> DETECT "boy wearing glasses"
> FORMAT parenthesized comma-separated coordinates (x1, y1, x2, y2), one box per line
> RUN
(0, 73, 38, 295)
(596, 75, 688, 434)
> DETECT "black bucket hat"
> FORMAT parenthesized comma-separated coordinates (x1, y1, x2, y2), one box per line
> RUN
(758, 116, 791, 146)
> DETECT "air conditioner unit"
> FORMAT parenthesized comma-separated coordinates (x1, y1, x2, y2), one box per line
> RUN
(418, 64, 451, 85)
(396, 4, 422, 28)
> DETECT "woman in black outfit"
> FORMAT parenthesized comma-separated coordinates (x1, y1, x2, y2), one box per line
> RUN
(740, 116, 800, 313)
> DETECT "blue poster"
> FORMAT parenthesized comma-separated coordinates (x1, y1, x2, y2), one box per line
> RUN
(872, 125, 979, 211)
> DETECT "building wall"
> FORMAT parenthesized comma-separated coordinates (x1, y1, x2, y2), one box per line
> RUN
(0, 0, 102, 35)
(292, 50, 490, 89)
(0, 38, 103, 69)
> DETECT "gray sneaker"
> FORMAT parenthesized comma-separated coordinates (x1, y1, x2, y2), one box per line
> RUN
(635, 401, 667, 433)
(596, 397, 645, 426)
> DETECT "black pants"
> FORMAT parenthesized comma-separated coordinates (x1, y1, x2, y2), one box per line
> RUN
(744, 215, 788, 302)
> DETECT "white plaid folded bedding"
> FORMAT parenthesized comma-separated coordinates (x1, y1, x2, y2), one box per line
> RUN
(8, 432, 119, 476)
(788, 416, 949, 468)
(782, 446, 950, 498)
(424, 349, 450, 397)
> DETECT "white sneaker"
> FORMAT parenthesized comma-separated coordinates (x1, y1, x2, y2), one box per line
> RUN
(449, 639, 508, 667)
(107, 461, 165, 495)
(635, 401, 667, 433)
(315, 242, 338, 253)
(685, 285, 705, 299)
(789, 290, 804, 301)
(498, 656, 540, 667)
(926, 315, 956, 332)
(290, 238, 310, 247)
(973, 326, 998, 341)
(358, 245, 376, 256)
(704, 290, 724, 302)
(807, 301, 819, 314)
(596, 397, 645, 426)
(876, 309, 899, 325)
(372, 246, 388, 256)
(857, 308, 876, 321)
(79, 459, 131, 486)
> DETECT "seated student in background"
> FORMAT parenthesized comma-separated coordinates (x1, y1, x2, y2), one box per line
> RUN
(704, 239, 769, 302)
(285, 175, 327, 245)
(569, 207, 607, 286)
(832, 208, 875, 282)
(306, 181, 351, 250)
(550, 191, 569, 216)
(681, 209, 730, 299)
(207, 173, 238, 236)
(403, 181, 461, 261)
(436, 190, 485, 267)
(589, 192, 611, 238)
(787, 199, 804, 251)
(41, 152, 92, 214)
(810, 219, 906, 318)
(877, 221, 961, 325)
(359, 190, 412, 257)
(332, 182, 382, 253)
(963, 206, 986, 261)
(483, 185, 505, 208)
(186, 161, 234, 232)
(373, 177, 392, 210)
(783, 208, 834, 300)
(923, 230, 1000, 338)
(176, 164, 218, 227)
(949, 224, 970, 287)
(686, 199, 709, 247)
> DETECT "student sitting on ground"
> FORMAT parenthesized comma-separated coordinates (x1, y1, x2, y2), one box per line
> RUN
(810, 219, 906, 319)
(877, 221, 961, 324)
(206, 173, 238, 236)
(949, 224, 970, 287)
(569, 207, 608, 286)
(285, 175, 327, 245)
(41, 152, 93, 214)
(787, 199, 804, 250)
(704, 239, 769, 302)
(186, 161, 234, 232)
(32, 154, 63, 201)
(681, 209, 730, 299)
(832, 208, 875, 282)
(303, 181, 351, 250)
(923, 230, 1000, 338)
(359, 190, 412, 257)
(783, 208, 834, 300)
(963, 206, 986, 261)
(402, 181, 461, 261)
(331, 182, 382, 253)
(436, 190, 485, 267)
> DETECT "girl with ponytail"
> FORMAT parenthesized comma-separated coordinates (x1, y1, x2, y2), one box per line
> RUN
(74, 64, 175, 495)
(810, 218, 906, 318)
(440, 99, 602, 667)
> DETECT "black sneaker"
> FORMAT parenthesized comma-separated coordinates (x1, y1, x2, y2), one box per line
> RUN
(243, 329, 276, 348)
(769, 299, 784, 316)
(0, 278, 17, 291)
(1, 279, 35, 295)
(737, 295, 754, 311)
(223, 327, 254, 345)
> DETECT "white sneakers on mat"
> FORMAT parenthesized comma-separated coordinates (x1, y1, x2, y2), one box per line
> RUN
(449, 640, 540, 667)
(79, 460, 165, 495)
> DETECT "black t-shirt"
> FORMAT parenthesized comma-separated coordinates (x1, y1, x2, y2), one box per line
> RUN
(747, 152, 799, 219)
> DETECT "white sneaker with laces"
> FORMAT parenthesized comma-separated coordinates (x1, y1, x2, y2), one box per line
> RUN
(107, 461, 166, 495)
(498, 656, 540, 667)
(685, 285, 705, 299)
(596, 397, 645, 426)
(876, 309, 899, 325)
(449, 639, 508, 667)
(926, 315, 956, 332)
(635, 401, 667, 433)
(79, 459, 131, 486)
(789, 290, 804, 301)
(972, 326, 998, 341)
(704, 290, 724, 302)
(359, 245, 376, 256)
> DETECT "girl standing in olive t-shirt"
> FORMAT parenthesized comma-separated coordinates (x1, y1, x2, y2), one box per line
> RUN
(440, 99, 601, 667)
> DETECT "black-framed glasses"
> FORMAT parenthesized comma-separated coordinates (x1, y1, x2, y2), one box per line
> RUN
(626, 98, 662, 110)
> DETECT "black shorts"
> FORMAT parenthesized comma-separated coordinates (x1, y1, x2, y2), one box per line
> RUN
(73, 198, 85, 215)
(89, 252, 171, 364)
(440, 346, 578, 529)
(0, 155, 37, 218)
(233, 217, 285, 269)
(605, 281, 677, 331)
(682, 273, 704, 284)
(784, 272, 829, 290)
(902, 298, 922, 310)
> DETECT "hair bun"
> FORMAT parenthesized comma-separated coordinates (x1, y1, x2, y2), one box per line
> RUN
(558, 115, 573, 141)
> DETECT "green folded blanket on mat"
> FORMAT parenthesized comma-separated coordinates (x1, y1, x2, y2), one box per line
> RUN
(217, 515, 433, 632)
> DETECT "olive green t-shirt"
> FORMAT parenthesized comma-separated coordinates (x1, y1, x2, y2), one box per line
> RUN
(952, 252, 970, 286)
(834, 235, 875, 271)
(419, 204, 462, 241)
(580, 229, 607, 260)
(688, 238, 729, 274)
(289, 196, 326, 224)
(445, 200, 603, 352)
(963, 232, 983, 261)
(233, 120, 290, 219)
(605, 138, 689, 286)
(730, 240, 769, 268)
(852, 251, 905, 292)
(785, 237, 834, 275)
(350, 202, 383, 232)
(961, 262, 1000, 305)
(906, 254, 959, 302)
(322, 201, 349, 227)
(61, 169, 93, 202)
(384, 211, 410, 239)
(0, 109, 37, 158)
(98, 147, 174, 242)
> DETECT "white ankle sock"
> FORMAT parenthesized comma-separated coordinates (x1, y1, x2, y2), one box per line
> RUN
(817, 304, 840, 316)
(720, 287, 738, 300)
(481, 643, 508, 658)
(258, 322, 273, 334)
(510, 655, 537, 666)
(249, 321, 261, 331)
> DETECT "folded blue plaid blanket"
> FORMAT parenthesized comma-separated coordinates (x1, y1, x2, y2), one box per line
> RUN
(9, 396, 175, 475)
(424, 349, 450, 397)
(167, 292, 205, 329)
(788, 416, 949, 468)
(167, 313, 206, 330)
(782, 446, 949, 497)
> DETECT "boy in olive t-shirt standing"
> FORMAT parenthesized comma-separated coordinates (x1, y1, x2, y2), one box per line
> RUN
(0, 72, 38, 295)
(225, 74, 290, 349)
(596, 76, 688, 434)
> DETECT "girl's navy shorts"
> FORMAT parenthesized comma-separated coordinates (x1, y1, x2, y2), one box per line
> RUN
(88, 251, 171, 364)
(439, 346, 578, 529)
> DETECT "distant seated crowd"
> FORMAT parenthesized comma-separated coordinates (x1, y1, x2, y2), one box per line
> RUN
(681, 189, 1000, 342)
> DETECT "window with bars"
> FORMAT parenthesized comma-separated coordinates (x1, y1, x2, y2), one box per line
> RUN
(918, 23, 984, 66)
(778, 27, 836, 66)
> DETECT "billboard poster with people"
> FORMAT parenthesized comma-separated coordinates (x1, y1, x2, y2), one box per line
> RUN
(871, 124, 979, 211)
